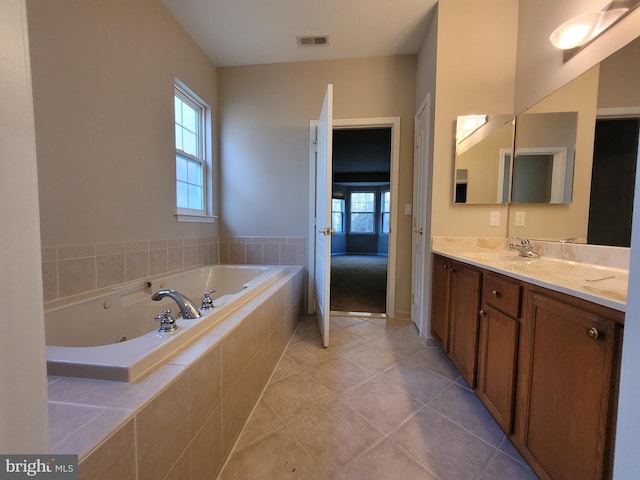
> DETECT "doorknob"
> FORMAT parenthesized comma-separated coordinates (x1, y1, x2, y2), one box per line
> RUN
(319, 228, 336, 235)
(414, 227, 424, 235)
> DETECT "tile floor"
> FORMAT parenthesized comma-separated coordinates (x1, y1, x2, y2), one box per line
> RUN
(217, 315, 538, 479)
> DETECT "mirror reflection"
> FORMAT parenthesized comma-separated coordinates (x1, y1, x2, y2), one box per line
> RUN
(453, 114, 514, 204)
(507, 35, 640, 246)
(512, 111, 578, 204)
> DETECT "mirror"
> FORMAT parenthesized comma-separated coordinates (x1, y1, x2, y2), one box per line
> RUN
(507, 35, 640, 245)
(453, 114, 514, 204)
(512, 111, 578, 204)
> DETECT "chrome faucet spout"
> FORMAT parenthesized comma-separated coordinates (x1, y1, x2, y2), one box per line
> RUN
(508, 239, 540, 258)
(151, 289, 202, 319)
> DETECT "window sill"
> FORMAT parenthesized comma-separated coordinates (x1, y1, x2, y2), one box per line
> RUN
(175, 214, 218, 224)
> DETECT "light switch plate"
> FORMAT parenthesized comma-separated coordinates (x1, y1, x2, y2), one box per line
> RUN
(489, 211, 500, 226)
(404, 204, 412, 216)
(515, 211, 526, 226)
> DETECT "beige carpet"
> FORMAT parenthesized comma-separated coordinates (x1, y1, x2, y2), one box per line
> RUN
(330, 254, 387, 313)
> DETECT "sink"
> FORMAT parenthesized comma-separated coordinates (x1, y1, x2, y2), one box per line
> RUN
(463, 252, 527, 262)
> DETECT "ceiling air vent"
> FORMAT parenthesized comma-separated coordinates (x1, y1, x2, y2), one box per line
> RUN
(297, 35, 329, 47)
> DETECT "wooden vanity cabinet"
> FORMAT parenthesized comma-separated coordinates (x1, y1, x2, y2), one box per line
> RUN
(430, 255, 452, 350)
(515, 288, 623, 480)
(476, 272, 522, 433)
(430, 255, 482, 386)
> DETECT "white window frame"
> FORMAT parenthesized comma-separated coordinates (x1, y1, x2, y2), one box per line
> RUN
(381, 190, 391, 234)
(349, 191, 376, 234)
(174, 79, 215, 223)
(331, 198, 345, 234)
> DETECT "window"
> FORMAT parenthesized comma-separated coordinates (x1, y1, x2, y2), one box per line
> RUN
(381, 191, 390, 234)
(350, 192, 375, 233)
(331, 198, 344, 233)
(174, 81, 213, 222)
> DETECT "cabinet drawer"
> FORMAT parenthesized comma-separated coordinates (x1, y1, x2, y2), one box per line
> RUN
(483, 273, 521, 317)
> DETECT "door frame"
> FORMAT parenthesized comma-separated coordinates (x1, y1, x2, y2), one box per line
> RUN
(308, 116, 400, 317)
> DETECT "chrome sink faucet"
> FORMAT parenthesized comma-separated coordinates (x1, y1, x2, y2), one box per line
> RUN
(151, 289, 202, 319)
(509, 239, 540, 258)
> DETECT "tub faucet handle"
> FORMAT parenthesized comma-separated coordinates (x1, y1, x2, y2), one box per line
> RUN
(201, 289, 216, 310)
(154, 309, 178, 333)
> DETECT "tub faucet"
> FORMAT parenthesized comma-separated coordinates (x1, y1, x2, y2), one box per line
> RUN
(509, 239, 539, 258)
(151, 289, 202, 319)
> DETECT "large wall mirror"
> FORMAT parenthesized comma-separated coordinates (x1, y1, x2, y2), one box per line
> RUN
(453, 114, 514, 204)
(507, 35, 640, 246)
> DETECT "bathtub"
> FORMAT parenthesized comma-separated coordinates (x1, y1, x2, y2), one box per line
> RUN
(45, 265, 288, 382)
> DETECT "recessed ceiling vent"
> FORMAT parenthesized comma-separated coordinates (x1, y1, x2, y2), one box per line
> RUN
(297, 35, 329, 47)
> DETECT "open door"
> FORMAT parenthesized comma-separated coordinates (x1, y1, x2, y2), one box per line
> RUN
(314, 84, 333, 347)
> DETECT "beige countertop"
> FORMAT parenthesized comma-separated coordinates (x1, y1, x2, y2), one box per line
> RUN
(432, 247, 628, 313)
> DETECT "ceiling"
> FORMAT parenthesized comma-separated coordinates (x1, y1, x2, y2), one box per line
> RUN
(161, 0, 438, 67)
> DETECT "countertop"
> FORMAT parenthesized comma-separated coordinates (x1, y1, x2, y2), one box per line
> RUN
(432, 247, 628, 313)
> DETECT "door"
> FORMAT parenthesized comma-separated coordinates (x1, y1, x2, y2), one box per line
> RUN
(314, 84, 333, 347)
(411, 96, 430, 333)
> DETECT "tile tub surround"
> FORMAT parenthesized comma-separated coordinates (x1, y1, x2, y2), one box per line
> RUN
(432, 236, 629, 311)
(218, 236, 305, 267)
(48, 267, 304, 480)
(41, 236, 220, 302)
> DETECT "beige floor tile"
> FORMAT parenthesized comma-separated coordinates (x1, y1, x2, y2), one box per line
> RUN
(390, 406, 496, 480)
(336, 438, 438, 480)
(289, 402, 383, 476)
(330, 315, 366, 329)
(342, 340, 402, 374)
(219, 425, 329, 480)
(428, 383, 504, 446)
(327, 327, 369, 352)
(345, 321, 388, 341)
(368, 331, 427, 359)
(285, 337, 337, 369)
(379, 361, 452, 404)
(234, 400, 285, 453)
(341, 376, 423, 435)
(406, 345, 461, 379)
(270, 353, 306, 382)
(263, 372, 336, 423)
(477, 450, 538, 480)
(290, 316, 322, 344)
(308, 354, 374, 394)
(367, 316, 411, 331)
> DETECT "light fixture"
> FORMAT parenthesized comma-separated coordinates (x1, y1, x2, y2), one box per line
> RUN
(550, 0, 639, 55)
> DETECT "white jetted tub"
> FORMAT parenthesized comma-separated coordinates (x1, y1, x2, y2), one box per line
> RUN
(45, 265, 287, 381)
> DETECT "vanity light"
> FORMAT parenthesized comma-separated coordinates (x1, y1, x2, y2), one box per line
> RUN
(456, 114, 487, 144)
(550, 0, 638, 52)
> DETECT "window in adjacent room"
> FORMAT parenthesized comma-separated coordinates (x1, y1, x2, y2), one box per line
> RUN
(331, 198, 345, 233)
(349, 192, 375, 233)
(174, 81, 214, 222)
(381, 190, 390, 234)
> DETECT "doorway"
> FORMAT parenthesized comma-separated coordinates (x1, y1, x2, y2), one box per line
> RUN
(307, 116, 400, 321)
(330, 127, 391, 314)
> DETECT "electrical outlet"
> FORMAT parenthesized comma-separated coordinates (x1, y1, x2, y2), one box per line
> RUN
(404, 204, 412, 216)
(515, 211, 526, 227)
(489, 211, 500, 226)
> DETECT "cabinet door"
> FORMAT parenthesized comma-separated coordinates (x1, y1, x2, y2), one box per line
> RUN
(431, 255, 451, 350)
(448, 263, 481, 387)
(520, 292, 619, 480)
(476, 305, 518, 433)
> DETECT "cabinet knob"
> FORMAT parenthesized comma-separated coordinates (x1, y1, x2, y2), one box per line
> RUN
(479, 309, 486, 317)
(491, 289, 499, 297)
(587, 327, 600, 340)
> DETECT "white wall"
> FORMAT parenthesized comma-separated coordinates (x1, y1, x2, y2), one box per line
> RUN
(0, 0, 49, 452)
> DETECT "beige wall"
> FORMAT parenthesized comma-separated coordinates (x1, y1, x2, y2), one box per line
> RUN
(0, 0, 49, 452)
(27, 0, 218, 247)
(429, 0, 519, 237)
(218, 56, 417, 315)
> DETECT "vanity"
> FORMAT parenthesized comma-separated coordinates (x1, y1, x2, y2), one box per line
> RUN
(431, 239, 626, 480)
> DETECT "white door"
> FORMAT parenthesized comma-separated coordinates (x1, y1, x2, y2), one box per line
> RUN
(411, 95, 431, 334)
(314, 84, 333, 347)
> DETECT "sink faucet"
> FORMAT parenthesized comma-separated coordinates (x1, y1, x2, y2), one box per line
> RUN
(509, 239, 540, 258)
(151, 289, 202, 319)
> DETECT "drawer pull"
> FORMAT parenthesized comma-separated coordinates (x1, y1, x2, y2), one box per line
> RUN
(491, 289, 500, 297)
(587, 327, 600, 340)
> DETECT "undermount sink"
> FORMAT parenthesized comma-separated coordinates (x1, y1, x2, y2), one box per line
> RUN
(463, 252, 530, 262)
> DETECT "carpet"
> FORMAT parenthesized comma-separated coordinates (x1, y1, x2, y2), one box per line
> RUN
(330, 254, 387, 313)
